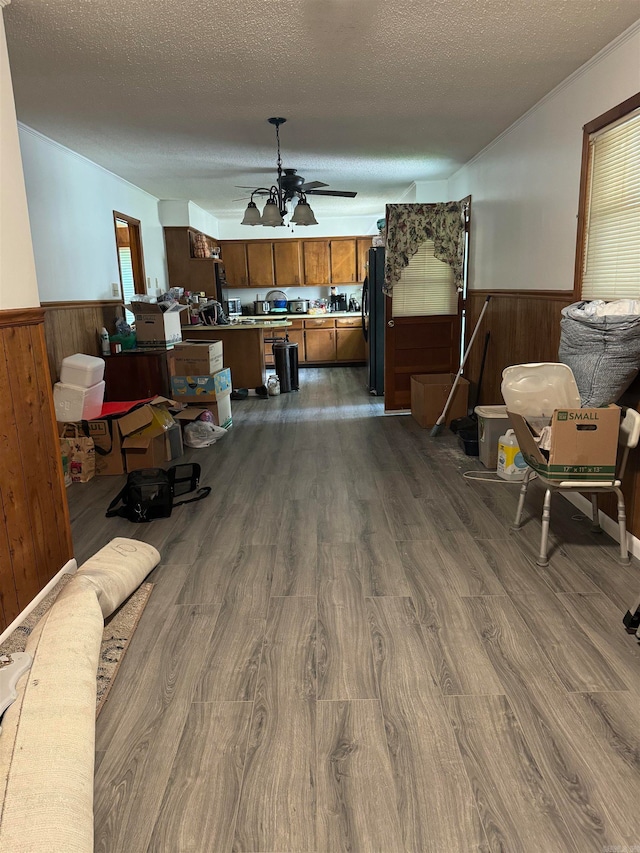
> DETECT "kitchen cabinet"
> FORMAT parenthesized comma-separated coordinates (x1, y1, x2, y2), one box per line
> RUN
(164, 227, 225, 297)
(302, 240, 330, 285)
(336, 317, 366, 362)
(285, 320, 305, 364)
(305, 328, 336, 362)
(357, 237, 372, 283)
(220, 242, 249, 288)
(246, 242, 275, 288)
(330, 239, 357, 284)
(273, 241, 303, 286)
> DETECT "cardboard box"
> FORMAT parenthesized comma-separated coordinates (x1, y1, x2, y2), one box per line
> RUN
(172, 340, 223, 376)
(170, 367, 232, 404)
(117, 396, 184, 471)
(507, 405, 620, 482)
(129, 301, 187, 348)
(410, 373, 470, 428)
(84, 417, 125, 475)
(173, 395, 233, 431)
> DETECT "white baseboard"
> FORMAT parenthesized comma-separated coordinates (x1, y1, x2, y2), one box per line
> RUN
(563, 493, 640, 561)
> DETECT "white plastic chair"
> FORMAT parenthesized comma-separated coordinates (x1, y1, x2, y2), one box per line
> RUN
(512, 407, 640, 567)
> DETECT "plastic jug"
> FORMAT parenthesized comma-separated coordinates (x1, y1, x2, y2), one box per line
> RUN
(497, 429, 527, 482)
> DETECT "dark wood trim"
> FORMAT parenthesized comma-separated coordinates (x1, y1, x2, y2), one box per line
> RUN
(0, 307, 45, 328)
(573, 92, 640, 300)
(114, 211, 147, 296)
(468, 289, 573, 301)
(583, 91, 640, 135)
(41, 300, 123, 310)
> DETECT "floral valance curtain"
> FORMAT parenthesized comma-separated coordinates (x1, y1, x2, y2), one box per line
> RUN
(383, 202, 465, 294)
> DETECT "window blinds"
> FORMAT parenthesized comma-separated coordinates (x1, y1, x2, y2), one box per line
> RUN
(582, 108, 640, 300)
(118, 247, 136, 324)
(392, 240, 457, 317)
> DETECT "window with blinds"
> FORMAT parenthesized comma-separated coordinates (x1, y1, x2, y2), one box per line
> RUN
(392, 239, 457, 317)
(580, 105, 640, 300)
(118, 246, 136, 325)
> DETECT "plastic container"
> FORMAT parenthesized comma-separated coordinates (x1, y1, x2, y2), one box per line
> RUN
(475, 405, 511, 469)
(496, 429, 527, 481)
(59, 353, 105, 388)
(458, 426, 479, 456)
(53, 381, 105, 422)
(501, 363, 580, 417)
(100, 327, 110, 357)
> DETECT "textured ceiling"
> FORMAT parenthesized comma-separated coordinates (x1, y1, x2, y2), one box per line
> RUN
(4, 0, 639, 222)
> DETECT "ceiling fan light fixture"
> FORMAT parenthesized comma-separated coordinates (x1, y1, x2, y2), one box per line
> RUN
(241, 200, 261, 225)
(290, 198, 318, 226)
(261, 197, 285, 227)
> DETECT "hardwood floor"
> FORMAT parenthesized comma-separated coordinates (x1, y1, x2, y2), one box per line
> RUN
(66, 366, 640, 852)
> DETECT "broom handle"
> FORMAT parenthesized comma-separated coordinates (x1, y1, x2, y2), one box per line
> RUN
(438, 296, 491, 423)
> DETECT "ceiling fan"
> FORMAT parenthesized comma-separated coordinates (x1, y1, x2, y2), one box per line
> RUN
(238, 117, 357, 227)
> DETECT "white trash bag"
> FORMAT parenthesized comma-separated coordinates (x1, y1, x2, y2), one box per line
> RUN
(183, 421, 227, 448)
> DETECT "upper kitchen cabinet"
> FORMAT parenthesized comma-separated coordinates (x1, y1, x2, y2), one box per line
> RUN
(273, 240, 303, 286)
(357, 237, 372, 283)
(303, 240, 330, 285)
(164, 226, 224, 297)
(219, 241, 249, 288)
(246, 241, 275, 288)
(330, 239, 357, 284)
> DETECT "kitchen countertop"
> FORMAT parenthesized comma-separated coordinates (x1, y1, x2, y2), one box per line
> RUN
(182, 320, 292, 330)
(239, 311, 361, 320)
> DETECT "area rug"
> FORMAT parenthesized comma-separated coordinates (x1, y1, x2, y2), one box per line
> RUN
(0, 578, 154, 717)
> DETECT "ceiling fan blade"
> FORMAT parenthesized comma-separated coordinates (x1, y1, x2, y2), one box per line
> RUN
(234, 186, 270, 193)
(305, 189, 357, 198)
(300, 180, 329, 191)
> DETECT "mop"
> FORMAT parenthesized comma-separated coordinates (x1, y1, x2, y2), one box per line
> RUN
(430, 295, 492, 437)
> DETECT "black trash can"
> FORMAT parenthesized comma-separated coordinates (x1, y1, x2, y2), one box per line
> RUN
(273, 341, 299, 393)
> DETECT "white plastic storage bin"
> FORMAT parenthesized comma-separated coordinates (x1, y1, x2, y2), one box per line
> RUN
(59, 353, 105, 388)
(53, 381, 105, 422)
(474, 405, 511, 469)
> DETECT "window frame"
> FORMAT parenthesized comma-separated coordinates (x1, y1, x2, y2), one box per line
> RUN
(573, 91, 640, 301)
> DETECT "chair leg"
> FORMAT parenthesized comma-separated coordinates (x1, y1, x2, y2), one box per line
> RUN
(590, 494, 602, 533)
(512, 467, 532, 531)
(614, 487, 631, 565)
(537, 488, 552, 567)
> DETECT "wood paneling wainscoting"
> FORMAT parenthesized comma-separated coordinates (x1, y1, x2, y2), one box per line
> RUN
(42, 300, 123, 381)
(462, 289, 640, 540)
(0, 308, 73, 632)
(464, 290, 574, 406)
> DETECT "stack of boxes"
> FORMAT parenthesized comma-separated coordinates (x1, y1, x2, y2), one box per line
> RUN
(169, 340, 233, 429)
(53, 354, 106, 422)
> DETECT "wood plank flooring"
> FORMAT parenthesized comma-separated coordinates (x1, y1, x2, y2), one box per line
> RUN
(66, 366, 640, 852)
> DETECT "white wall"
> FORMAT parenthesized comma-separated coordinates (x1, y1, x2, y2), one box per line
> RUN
(158, 199, 220, 238)
(0, 10, 39, 309)
(218, 213, 379, 241)
(19, 126, 169, 302)
(449, 21, 640, 292)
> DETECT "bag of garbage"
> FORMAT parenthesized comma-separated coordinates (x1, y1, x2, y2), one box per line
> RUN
(559, 301, 640, 406)
(183, 421, 227, 448)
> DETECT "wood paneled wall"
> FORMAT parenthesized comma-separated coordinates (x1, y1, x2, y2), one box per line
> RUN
(464, 290, 574, 406)
(0, 308, 73, 632)
(463, 289, 640, 540)
(42, 300, 124, 381)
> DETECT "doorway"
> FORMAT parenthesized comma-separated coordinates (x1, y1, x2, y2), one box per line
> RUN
(114, 212, 146, 324)
(384, 199, 470, 411)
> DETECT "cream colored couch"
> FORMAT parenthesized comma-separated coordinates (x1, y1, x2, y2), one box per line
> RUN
(0, 538, 160, 853)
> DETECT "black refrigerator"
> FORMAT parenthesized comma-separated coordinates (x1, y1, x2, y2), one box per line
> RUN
(361, 247, 385, 395)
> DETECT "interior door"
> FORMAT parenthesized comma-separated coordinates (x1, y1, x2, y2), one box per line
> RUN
(384, 198, 470, 411)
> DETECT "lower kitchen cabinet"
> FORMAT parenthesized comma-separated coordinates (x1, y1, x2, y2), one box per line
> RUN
(305, 328, 335, 362)
(336, 327, 366, 362)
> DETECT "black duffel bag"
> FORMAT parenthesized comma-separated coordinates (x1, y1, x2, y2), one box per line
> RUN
(106, 463, 210, 523)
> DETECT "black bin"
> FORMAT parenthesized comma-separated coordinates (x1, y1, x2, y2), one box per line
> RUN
(273, 341, 299, 393)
